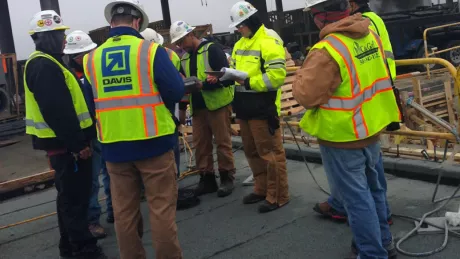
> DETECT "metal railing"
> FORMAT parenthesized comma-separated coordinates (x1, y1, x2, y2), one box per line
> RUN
(423, 22, 460, 78)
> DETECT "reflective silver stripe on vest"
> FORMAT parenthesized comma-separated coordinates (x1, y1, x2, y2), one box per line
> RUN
(95, 95, 163, 110)
(26, 112, 91, 130)
(321, 80, 392, 110)
(86, 51, 98, 99)
(202, 44, 212, 71)
(354, 106, 367, 139)
(144, 106, 156, 136)
(235, 50, 261, 57)
(324, 35, 361, 96)
(385, 50, 394, 60)
(139, 41, 154, 94)
(266, 59, 285, 65)
(25, 120, 50, 129)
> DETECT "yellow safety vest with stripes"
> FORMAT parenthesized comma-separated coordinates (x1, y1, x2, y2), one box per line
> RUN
(363, 11, 396, 80)
(166, 47, 181, 71)
(83, 35, 176, 144)
(300, 31, 401, 142)
(181, 42, 234, 114)
(231, 25, 287, 115)
(24, 51, 93, 138)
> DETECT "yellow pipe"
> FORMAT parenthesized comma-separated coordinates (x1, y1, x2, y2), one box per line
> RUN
(423, 21, 460, 78)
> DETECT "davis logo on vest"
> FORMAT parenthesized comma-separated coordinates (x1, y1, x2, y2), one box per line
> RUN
(101, 45, 133, 92)
(353, 41, 380, 65)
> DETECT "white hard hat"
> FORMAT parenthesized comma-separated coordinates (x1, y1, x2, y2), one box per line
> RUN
(140, 28, 164, 45)
(170, 21, 196, 44)
(104, 0, 149, 32)
(229, 1, 258, 28)
(29, 10, 69, 35)
(64, 30, 97, 55)
(304, 0, 329, 11)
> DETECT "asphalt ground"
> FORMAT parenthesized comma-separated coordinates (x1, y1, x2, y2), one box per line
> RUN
(1, 149, 460, 259)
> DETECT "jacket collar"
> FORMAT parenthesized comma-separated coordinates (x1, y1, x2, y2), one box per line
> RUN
(242, 25, 266, 49)
(108, 26, 143, 39)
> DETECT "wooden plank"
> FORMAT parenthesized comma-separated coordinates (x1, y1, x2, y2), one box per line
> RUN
(422, 92, 446, 103)
(281, 84, 293, 92)
(289, 106, 305, 115)
(444, 80, 456, 125)
(388, 147, 460, 162)
(0, 170, 55, 194)
(412, 78, 423, 106)
(281, 91, 294, 100)
(424, 99, 446, 108)
(281, 100, 299, 109)
(284, 76, 295, 84)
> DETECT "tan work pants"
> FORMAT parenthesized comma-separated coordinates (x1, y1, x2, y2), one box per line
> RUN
(239, 119, 290, 205)
(106, 150, 182, 259)
(192, 105, 235, 174)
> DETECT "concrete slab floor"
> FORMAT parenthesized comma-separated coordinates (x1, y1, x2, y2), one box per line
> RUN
(0, 135, 48, 183)
(1, 150, 460, 259)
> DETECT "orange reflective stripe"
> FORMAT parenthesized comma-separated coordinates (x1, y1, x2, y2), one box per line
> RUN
(1, 58, 7, 73)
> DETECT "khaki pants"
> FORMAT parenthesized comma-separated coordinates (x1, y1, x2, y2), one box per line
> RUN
(192, 105, 235, 174)
(106, 150, 182, 259)
(239, 119, 290, 205)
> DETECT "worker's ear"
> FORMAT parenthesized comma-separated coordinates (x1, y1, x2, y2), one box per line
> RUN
(133, 18, 141, 31)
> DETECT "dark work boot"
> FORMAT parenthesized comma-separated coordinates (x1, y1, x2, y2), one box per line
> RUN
(217, 171, 235, 197)
(243, 193, 266, 204)
(195, 173, 218, 196)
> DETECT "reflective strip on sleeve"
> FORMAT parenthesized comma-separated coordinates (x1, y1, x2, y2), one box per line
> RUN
(235, 50, 261, 57)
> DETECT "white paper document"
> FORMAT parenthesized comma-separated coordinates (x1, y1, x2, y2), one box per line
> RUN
(219, 67, 248, 82)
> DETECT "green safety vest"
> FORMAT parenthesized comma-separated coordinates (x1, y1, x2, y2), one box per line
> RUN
(231, 25, 287, 115)
(83, 35, 176, 143)
(300, 31, 400, 142)
(166, 47, 181, 71)
(181, 42, 234, 114)
(363, 11, 396, 80)
(24, 51, 93, 138)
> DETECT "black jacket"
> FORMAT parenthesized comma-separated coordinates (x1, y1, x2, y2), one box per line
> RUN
(25, 48, 96, 152)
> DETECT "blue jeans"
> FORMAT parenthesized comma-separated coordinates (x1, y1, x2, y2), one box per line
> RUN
(320, 143, 391, 259)
(327, 151, 392, 219)
(88, 140, 113, 224)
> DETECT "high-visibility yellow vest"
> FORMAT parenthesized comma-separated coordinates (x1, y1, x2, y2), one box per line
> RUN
(83, 35, 176, 143)
(231, 25, 287, 115)
(24, 51, 93, 138)
(363, 11, 396, 80)
(165, 47, 181, 71)
(181, 42, 234, 114)
(300, 31, 401, 142)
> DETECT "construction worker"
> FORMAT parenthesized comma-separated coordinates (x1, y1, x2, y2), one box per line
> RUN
(64, 30, 114, 239)
(24, 10, 106, 259)
(293, 0, 400, 258)
(83, 0, 183, 258)
(141, 27, 182, 177)
(170, 20, 236, 197)
(313, 0, 394, 225)
(227, 1, 290, 213)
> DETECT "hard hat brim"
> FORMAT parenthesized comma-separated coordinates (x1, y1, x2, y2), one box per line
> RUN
(228, 9, 258, 29)
(170, 27, 196, 44)
(104, 1, 150, 32)
(29, 25, 70, 35)
(63, 43, 97, 55)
